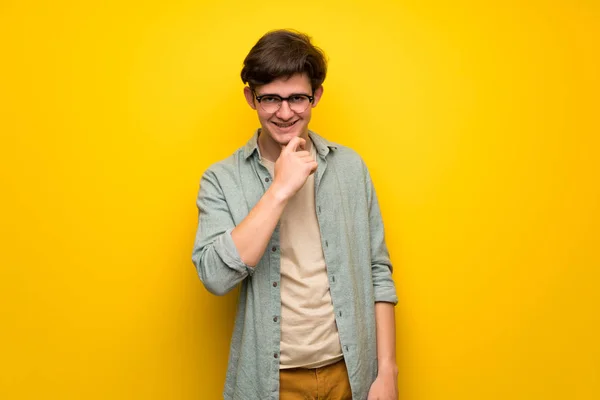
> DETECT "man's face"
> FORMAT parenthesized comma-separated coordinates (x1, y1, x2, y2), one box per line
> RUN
(244, 73, 323, 146)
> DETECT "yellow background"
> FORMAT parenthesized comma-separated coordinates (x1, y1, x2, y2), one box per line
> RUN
(1, 1, 599, 399)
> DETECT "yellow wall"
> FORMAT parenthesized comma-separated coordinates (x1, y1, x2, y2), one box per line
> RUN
(1, 1, 598, 399)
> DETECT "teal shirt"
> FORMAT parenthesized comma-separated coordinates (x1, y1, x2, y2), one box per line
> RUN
(192, 130, 398, 400)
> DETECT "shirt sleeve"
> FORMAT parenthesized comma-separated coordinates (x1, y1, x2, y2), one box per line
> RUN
(191, 169, 255, 296)
(364, 163, 399, 305)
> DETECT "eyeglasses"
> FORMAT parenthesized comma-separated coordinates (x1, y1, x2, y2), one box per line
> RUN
(253, 91, 314, 113)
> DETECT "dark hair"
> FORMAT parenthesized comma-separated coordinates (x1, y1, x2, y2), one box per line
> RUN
(241, 29, 327, 92)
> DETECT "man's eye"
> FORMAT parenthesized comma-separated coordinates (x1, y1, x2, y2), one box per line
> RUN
(261, 96, 279, 103)
(289, 95, 305, 103)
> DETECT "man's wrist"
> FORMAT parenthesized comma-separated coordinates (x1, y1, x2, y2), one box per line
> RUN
(377, 360, 398, 376)
(267, 182, 291, 203)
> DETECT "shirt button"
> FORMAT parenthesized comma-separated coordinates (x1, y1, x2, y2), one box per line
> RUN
(265, 177, 270, 182)
(272, 282, 278, 287)
(344, 345, 349, 352)
(338, 311, 342, 317)
(331, 275, 335, 283)
(274, 353, 278, 359)
(271, 246, 277, 252)
(325, 240, 329, 247)
(273, 316, 278, 322)
(318, 206, 321, 214)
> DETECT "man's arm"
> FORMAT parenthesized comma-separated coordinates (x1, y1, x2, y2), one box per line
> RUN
(230, 185, 288, 267)
(363, 162, 398, 304)
(362, 161, 399, 399)
(375, 302, 398, 373)
(232, 136, 316, 265)
(368, 302, 398, 400)
(192, 137, 316, 295)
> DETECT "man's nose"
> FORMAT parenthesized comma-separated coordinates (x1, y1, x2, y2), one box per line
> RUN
(276, 100, 294, 119)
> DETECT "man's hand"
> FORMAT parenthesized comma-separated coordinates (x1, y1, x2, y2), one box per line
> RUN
(271, 137, 318, 200)
(367, 368, 398, 400)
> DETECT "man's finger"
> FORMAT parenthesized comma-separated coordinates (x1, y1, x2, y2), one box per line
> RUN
(283, 136, 306, 153)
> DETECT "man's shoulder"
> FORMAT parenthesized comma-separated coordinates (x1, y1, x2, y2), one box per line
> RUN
(327, 141, 368, 174)
(200, 146, 250, 187)
(331, 143, 363, 162)
(310, 132, 365, 167)
(202, 133, 258, 178)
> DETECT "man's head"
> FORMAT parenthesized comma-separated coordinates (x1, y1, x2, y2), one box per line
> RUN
(241, 30, 327, 150)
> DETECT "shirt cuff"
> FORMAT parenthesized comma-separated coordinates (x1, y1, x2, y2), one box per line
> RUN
(214, 228, 256, 277)
(374, 285, 398, 305)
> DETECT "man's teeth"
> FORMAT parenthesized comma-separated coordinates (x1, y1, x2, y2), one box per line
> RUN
(274, 121, 295, 127)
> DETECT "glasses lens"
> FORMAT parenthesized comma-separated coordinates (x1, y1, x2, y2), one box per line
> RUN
(288, 95, 311, 113)
(259, 95, 281, 113)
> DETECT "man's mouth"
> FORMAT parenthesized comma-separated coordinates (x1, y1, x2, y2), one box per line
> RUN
(272, 120, 298, 128)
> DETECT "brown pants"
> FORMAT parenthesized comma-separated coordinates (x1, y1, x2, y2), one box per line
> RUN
(279, 359, 353, 400)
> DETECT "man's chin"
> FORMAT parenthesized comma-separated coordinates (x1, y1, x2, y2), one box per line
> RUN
(261, 126, 307, 147)
(273, 131, 302, 145)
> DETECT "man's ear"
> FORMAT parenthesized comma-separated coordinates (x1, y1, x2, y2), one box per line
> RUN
(243, 87, 257, 110)
(312, 86, 324, 108)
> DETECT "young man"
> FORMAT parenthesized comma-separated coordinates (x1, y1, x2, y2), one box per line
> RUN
(192, 30, 398, 400)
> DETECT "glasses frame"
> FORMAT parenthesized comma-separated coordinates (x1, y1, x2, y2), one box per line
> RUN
(253, 91, 315, 113)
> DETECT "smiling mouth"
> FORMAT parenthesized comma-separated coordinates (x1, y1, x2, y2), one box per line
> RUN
(272, 120, 298, 128)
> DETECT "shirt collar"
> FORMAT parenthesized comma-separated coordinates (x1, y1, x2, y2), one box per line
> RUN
(243, 129, 338, 160)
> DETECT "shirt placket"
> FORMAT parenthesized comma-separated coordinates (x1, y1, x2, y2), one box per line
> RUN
(314, 146, 352, 380)
(253, 156, 283, 396)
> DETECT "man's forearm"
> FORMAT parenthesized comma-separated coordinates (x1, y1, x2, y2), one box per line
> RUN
(231, 186, 288, 267)
(375, 302, 398, 374)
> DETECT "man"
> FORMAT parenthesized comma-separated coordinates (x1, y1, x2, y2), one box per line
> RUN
(192, 29, 398, 400)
